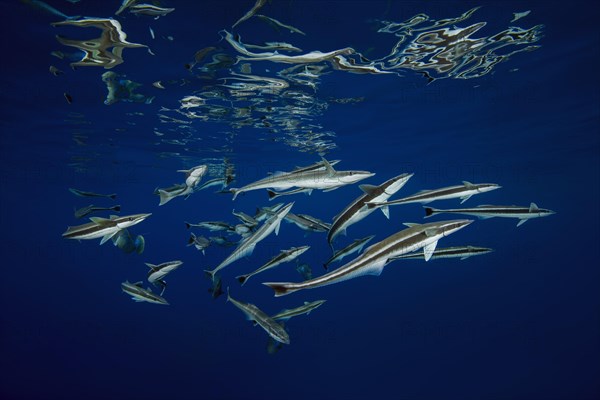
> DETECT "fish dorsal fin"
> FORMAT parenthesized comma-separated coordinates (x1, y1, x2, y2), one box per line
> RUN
(529, 202, 539, 212)
(462, 181, 475, 189)
(89, 216, 110, 224)
(145, 263, 158, 271)
(424, 228, 438, 237)
(321, 157, 336, 176)
(380, 206, 390, 219)
(403, 222, 420, 228)
(359, 184, 378, 194)
(423, 240, 438, 261)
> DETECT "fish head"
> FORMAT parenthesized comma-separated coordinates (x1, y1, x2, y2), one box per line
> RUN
(477, 183, 502, 193)
(338, 171, 375, 184)
(436, 219, 473, 237)
(117, 213, 152, 229)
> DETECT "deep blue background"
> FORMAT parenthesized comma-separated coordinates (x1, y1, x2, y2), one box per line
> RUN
(1, 1, 599, 399)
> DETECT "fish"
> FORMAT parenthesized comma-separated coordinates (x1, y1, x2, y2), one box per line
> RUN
(263, 219, 473, 296)
(511, 10, 531, 22)
(187, 233, 211, 254)
(245, 42, 303, 53)
(115, 0, 137, 15)
(204, 203, 294, 280)
(178, 164, 207, 187)
(208, 275, 224, 299)
(229, 158, 374, 200)
(267, 187, 313, 200)
(232, 210, 258, 227)
(226, 288, 290, 345)
(232, 0, 267, 28)
(367, 181, 501, 209)
(328, 173, 413, 249)
(424, 203, 555, 227)
(112, 229, 145, 254)
(69, 188, 116, 199)
(210, 236, 238, 247)
(254, 203, 285, 222)
(146, 260, 183, 289)
(195, 177, 230, 191)
(129, 4, 175, 18)
(323, 235, 375, 270)
(390, 246, 493, 261)
(121, 281, 169, 305)
(74, 204, 121, 219)
(271, 300, 327, 321)
(236, 246, 310, 286)
(284, 213, 331, 233)
(62, 213, 151, 244)
(254, 14, 306, 35)
(185, 221, 234, 232)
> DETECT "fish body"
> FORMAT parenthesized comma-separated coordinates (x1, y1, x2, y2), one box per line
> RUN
(129, 4, 174, 17)
(146, 260, 183, 286)
(284, 213, 330, 233)
(185, 221, 234, 232)
(230, 158, 373, 200)
(188, 233, 210, 254)
(205, 203, 294, 279)
(328, 173, 413, 248)
(424, 203, 555, 227)
(263, 220, 472, 296)
(74, 204, 121, 219)
(62, 213, 151, 244)
(368, 182, 500, 209)
(236, 245, 310, 285)
(121, 281, 168, 305)
(69, 188, 116, 199)
(267, 187, 313, 200)
(227, 289, 289, 344)
(323, 235, 375, 270)
(271, 300, 326, 321)
(390, 246, 493, 261)
(208, 275, 224, 299)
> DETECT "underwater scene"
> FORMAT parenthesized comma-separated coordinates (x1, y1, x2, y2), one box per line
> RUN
(1, 0, 599, 399)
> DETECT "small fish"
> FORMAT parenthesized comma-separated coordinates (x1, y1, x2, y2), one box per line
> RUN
(69, 188, 116, 199)
(271, 300, 326, 321)
(187, 232, 210, 254)
(232, 0, 267, 28)
(227, 288, 290, 344)
(62, 213, 151, 244)
(284, 213, 330, 233)
(267, 187, 313, 200)
(121, 281, 168, 305)
(178, 164, 207, 187)
(74, 204, 121, 219)
(232, 209, 258, 227)
(323, 235, 375, 270)
(146, 260, 183, 289)
(236, 246, 310, 286)
(424, 203, 555, 227)
(49, 65, 63, 76)
(185, 221, 234, 232)
(511, 10, 531, 22)
(208, 275, 224, 299)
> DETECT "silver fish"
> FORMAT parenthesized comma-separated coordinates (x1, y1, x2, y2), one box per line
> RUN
(146, 260, 183, 287)
(271, 300, 326, 321)
(263, 220, 472, 296)
(121, 281, 168, 305)
(424, 203, 555, 227)
(323, 235, 375, 270)
(62, 213, 151, 244)
(236, 246, 310, 286)
(69, 188, 116, 199)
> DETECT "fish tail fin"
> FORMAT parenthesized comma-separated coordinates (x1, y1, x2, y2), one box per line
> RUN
(424, 207, 437, 218)
(188, 235, 195, 245)
(366, 202, 378, 210)
(158, 190, 172, 206)
(109, 194, 117, 200)
(236, 275, 248, 285)
(262, 282, 299, 297)
(267, 190, 277, 200)
(184, 222, 191, 229)
(113, 205, 121, 212)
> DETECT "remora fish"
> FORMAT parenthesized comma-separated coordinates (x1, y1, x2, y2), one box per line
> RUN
(263, 220, 472, 296)
(69, 188, 116, 199)
(230, 158, 374, 200)
(236, 246, 310, 286)
(323, 235, 375, 270)
(178, 164, 207, 187)
(121, 281, 169, 305)
(227, 288, 290, 344)
(271, 300, 327, 321)
(328, 173, 413, 248)
(187, 233, 210, 254)
(157, 184, 188, 206)
(424, 203, 555, 227)
(185, 221, 234, 232)
(254, 203, 284, 222)
(390, 246, 493, 261)
(204, 203, 294, 280)
(62, 213, 151, 244)
(284, 213, 330, 233)
(367, 181, 501, 209)
(145, 260, 183, 287)
(74, 204, 121, 219)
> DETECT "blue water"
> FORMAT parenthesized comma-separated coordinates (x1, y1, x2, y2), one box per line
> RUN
(1, 1, 599, 399)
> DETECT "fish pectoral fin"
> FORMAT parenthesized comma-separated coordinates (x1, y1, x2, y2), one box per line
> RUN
(460, 195, 472, 204)
(322, 186, 341, 192)
(380, 206, 390, 219)
(274, 220, 283, 236)
(517, 219, 528, 227)
(100, 231, 119, 245)
(423, 240, 438, 261)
